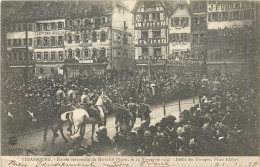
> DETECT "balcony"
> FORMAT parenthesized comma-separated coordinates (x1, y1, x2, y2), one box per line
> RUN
(134, 20, 167, 30)
(136, 56, 167, 65)
(135, 38, 167, 47)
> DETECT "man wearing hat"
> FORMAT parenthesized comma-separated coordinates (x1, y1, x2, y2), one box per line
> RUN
(56, 85, 66, 105)
(67, 85, 77, 106)
(127, 97, 138, 130)
(80, 88, 99, 118)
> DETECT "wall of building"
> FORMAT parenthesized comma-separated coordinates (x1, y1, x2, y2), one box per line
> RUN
(169, 5, 191, 63)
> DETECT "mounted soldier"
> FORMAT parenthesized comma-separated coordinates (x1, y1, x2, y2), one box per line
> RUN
(95, 87, 112, 126)
(80, 88, 99, 120)
(67, 84, 77, 106)
(56, 84, 67, 105)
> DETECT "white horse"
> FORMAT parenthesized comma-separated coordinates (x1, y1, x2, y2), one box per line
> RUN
(61, 109, 99, 142)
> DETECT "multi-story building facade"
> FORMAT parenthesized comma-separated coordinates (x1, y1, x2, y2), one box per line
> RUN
(206, 1, 256, 73)
(168, 2, 191, 73)
(5, 1, 73, 77)
(4, 1, 134, 79)
(132, 0, 257, 75)
(190, 0, 207, 73)
(59, 1, 135, 79)
(132, 0, 174, 74)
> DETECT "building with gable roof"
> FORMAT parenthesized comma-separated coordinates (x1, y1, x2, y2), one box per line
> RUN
(3, 1, 135, 79)
(132, 0, 176, 74)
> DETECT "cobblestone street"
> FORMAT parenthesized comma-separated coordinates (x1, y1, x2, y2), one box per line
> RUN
(1, 98, 197, 156)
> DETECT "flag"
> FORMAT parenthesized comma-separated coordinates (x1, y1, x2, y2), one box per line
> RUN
(101, 93, 111, 103)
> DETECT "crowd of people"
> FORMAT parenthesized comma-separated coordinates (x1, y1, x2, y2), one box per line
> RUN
(1, 67, 259, 156)
(67, 72, 259, 156)
(2, 67, 197, 130)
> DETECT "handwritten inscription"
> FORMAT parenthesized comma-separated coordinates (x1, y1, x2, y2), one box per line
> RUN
(35, 161, 96, 167)
(103, 161, 128, 167)
(8, 160, 27, 167)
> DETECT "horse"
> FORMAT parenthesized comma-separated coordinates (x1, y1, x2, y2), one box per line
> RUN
(49, 103, 77, 144)
(60, 109, 99, 142)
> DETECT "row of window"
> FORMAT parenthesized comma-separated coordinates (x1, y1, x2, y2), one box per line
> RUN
(113, 33, 131, 44)
(138, 33, 205, 43)
(7, 22, 64, 32)
(67, 31, 108, 43)
(191, 16, 206, 26)
(190, 1, 206, 11)
(9, 9, 65, 21)
(7, 38, 33, 47)
(7, 23, 34, 32)
(35, 52, 64, 61)
(169, 33, 190, 43)
(141, 29, 163, 39)
(36, 22, 64, 31)
(140, 13, 165, 22)
(208, 10, 254, 22)
(8, 52, 33, 61)
(141, 47, 162, 57)
(66, 16, 109, 27)
(66, 48, 107, 60)
(35, 36, 64, 47)
(171, 17, 189, 28)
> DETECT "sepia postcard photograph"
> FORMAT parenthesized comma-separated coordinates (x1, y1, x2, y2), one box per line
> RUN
(0, 0, 259, 166)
